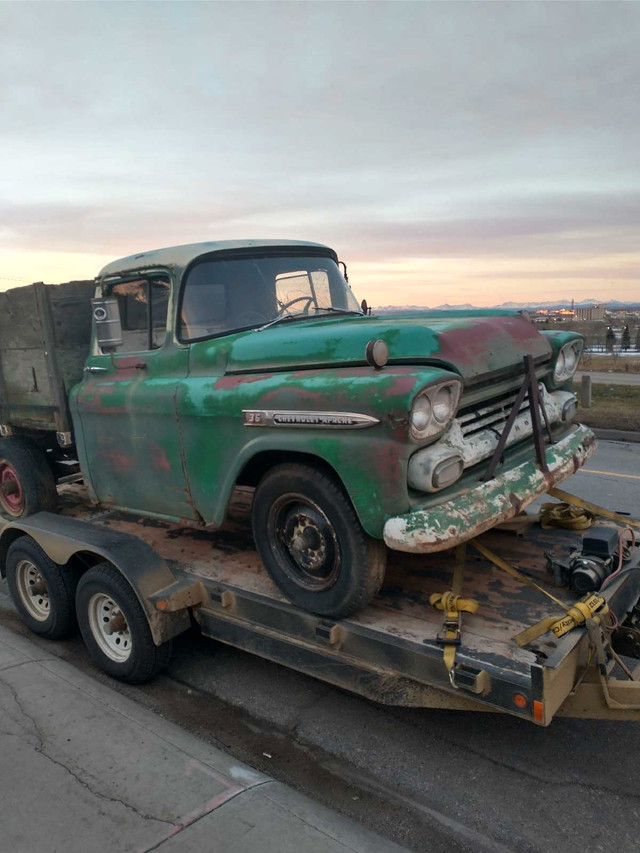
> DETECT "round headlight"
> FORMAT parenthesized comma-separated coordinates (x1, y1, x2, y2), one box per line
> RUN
(554, 350, 566, 381)
(432, 386, 454, 423)
(410, 395, 432, 438)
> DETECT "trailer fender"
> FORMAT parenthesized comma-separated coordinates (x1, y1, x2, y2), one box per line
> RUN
(0, 512, 194, 644)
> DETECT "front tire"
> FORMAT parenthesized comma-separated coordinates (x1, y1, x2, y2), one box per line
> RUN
(251, 463, 387, 618)
(5, 536, 80, 639)
(76, 562, 172, 683)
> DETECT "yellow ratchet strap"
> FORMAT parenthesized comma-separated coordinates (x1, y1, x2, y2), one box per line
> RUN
(549, 487, 640, 531)
(515, 593, 609, 647)
(430, 544, 479, 675)
(540, 501, 594, 531)
(471, 540, 610, 647)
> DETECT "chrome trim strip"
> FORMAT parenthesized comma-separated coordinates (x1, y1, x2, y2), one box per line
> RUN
(243, 410, 380, 429)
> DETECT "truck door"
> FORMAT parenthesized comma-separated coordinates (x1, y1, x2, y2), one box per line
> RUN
(71, 273, 198, 521)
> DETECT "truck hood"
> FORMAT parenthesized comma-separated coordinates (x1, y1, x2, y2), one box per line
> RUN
(223, 311, 552, 383)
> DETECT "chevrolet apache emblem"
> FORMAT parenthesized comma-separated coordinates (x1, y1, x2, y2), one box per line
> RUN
(243, 410, 380, 428)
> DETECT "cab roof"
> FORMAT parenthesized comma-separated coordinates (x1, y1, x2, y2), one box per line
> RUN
(98, 239, 335, 279)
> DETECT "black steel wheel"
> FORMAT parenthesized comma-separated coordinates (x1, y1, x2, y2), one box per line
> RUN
(0, 437, 57, 519)
(76, 562, 172, 683)
(252, 463, 387, 618)
(5, 536, 81, 639)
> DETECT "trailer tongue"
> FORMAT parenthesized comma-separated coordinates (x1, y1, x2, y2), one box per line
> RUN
(2, 484, 639, 726)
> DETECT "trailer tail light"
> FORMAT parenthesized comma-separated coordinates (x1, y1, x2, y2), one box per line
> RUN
(512, 693, 528, 709)
(533, 700, 545, 723)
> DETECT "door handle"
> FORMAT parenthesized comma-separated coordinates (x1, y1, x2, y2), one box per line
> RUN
(85, 366, 108, 373)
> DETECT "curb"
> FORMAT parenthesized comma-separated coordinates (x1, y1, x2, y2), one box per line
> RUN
(591, 428, 640, 444)
(0, 619, 404, 853)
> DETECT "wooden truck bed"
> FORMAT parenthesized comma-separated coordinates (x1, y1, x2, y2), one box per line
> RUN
(0, 281, 94, 434)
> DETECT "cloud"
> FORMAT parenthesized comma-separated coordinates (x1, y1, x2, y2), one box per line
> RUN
(1, 2, 640, 301)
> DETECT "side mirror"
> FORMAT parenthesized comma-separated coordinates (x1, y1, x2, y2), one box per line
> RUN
(92, 297, 123, 351)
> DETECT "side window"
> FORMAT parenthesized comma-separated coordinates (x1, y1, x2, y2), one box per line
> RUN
(106, 277, 170, 353)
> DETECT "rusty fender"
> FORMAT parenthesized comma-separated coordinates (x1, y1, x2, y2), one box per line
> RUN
(0, 512, 197, 644)
(383, 424, 596, 553)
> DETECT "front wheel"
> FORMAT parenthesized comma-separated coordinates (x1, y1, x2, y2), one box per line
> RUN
(76, 562, 172, 683)
(251, 464, 387, 618)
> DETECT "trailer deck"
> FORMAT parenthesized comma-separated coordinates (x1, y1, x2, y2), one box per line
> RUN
(31, 484, 637, 726)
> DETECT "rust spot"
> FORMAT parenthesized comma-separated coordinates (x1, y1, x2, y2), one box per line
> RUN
(152, 447, 172, 471)
(214, 373, 276, 391)
(388, 376, 418, 396)
(97, 449, 135, 471)
(98, 384, 119, 396)
(509, 493, 523, 512)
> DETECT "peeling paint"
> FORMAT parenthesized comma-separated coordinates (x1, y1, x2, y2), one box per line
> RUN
(384, 425, 596, 553)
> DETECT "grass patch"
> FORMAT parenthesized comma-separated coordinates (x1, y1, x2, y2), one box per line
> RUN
(579, 353, 640, 373)
(573, 382, 640, 431)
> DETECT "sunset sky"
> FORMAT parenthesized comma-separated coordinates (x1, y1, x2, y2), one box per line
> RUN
(2, 2, 639, 306)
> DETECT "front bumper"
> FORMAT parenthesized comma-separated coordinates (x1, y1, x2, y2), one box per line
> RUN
(383, 424, 596, 554)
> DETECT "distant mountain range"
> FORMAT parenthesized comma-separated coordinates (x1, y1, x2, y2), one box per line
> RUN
(376, 299, 640, 312)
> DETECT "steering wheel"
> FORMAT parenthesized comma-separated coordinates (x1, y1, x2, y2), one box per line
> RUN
(277, 295, 315, 317)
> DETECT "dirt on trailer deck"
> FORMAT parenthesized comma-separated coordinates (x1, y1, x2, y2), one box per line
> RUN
(55, 484, 599, 678)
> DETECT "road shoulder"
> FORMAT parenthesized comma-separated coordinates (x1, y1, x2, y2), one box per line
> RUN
(0, 622, 403, 853)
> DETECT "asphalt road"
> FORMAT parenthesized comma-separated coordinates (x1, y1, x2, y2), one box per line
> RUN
(1, 440, 639, 853)
(576, 370, 640, 386)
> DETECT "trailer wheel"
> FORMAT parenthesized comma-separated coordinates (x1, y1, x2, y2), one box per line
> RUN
(5, 537, 81, 639)
(76, 562, 172, 683)
(252, 463, 387, 618)
(0, 437, 57, 519)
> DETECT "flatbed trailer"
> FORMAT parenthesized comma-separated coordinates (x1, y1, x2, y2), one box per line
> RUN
(1, 484, 639, 726)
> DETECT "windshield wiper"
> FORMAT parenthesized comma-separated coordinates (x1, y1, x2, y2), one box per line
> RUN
(311, 307, 363, 316)
(254, 307, 362, 332)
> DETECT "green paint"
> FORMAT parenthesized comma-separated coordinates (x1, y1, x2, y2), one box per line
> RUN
(68, 242, 589, 543)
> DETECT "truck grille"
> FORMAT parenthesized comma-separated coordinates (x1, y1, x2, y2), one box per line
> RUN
(457, 388, 533, 439)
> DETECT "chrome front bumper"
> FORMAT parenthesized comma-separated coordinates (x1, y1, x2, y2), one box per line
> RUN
(383, 424, 596, 554)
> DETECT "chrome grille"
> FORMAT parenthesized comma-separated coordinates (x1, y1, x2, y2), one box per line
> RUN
(458, 389, 532, 439)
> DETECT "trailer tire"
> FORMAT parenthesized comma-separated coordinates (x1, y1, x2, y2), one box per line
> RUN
(0, 437, 57, 519)
(252, 463, 387, 618)
(5, 536, 81, 639)
(76, 562, 172, 683)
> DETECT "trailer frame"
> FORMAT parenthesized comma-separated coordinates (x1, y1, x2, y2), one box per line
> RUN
(1, 486, 639, 726)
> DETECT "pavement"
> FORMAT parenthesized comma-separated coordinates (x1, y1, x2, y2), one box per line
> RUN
(575, 370, 640, 385)
(1, 440, 639, 853)
(0, 621, 404, 853)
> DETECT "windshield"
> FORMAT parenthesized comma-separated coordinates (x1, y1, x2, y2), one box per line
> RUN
(179, 253, 361, 342)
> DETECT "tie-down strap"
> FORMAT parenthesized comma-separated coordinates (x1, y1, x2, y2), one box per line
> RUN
(515, 593, 609, 647)
(429, 591, 479, 671)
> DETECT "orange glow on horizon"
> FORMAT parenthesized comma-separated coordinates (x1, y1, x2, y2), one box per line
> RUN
(1, 248, 638, 307)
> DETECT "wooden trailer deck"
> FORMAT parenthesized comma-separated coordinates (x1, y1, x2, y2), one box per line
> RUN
(1, 484, 637, 724)
(55, 485, 627, 684)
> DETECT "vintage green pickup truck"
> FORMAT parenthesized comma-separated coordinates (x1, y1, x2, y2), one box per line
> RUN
(0, 240, 595, 617)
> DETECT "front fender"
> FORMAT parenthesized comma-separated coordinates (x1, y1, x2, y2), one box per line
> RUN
(177, 364, 462, 537)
